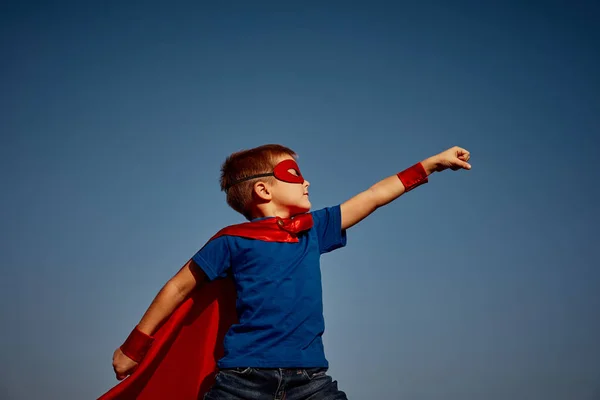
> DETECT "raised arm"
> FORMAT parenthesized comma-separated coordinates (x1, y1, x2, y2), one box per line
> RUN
(340, 146, 471, 230)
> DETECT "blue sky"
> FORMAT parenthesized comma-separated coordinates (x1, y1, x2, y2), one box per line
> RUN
(1, 1, 599, 399)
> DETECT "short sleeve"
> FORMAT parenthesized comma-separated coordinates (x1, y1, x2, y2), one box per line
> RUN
(192, 236, 231, 281)
(311, 205, 347, 254)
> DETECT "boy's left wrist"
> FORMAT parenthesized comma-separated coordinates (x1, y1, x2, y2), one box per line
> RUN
(421, 156, 440, 175)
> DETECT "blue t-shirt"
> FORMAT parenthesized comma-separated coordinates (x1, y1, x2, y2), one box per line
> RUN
(192, 205, 346, 368)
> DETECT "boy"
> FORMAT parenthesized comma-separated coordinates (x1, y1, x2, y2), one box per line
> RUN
(110, 144, 471, 399)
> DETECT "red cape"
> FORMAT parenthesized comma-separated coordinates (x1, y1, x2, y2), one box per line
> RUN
(98, 214, 313, 400)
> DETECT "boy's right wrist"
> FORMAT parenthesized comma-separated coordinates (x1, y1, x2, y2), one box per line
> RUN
(120, 325, 154, 363)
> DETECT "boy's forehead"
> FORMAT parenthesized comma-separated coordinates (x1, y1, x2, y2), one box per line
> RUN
(274, 154, 297, 164)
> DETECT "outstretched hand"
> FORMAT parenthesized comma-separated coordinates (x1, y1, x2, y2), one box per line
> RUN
(433, 146, 471, 172)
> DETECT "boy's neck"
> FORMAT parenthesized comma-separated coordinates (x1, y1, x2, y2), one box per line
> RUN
(252, 204, 292, 220)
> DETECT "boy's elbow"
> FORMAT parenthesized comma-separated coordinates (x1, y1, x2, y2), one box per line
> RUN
(368, 186, 387, 209)
(169, 259, 207, 299)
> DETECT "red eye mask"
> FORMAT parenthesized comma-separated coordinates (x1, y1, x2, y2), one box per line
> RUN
(272, 159, 304, 184)
(225, 159, 304, 190)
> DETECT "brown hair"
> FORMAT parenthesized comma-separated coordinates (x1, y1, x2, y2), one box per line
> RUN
(220, 144, 297, 220)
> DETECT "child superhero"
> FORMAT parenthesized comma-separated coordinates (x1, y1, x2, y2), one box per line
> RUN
(100, 144, 471, 399)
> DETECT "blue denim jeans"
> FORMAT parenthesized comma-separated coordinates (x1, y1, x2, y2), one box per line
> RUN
(204, 367, 348, 400)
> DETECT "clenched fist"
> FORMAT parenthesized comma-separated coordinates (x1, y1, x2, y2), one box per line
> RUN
(429, 146, 471, 172)
(112, 347, 139, 380)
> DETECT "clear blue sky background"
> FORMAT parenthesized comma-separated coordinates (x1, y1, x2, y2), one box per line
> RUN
(1, 1, 599, 399)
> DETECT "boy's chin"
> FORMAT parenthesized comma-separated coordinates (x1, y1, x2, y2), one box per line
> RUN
(290, 204, 311, 215)
(300, 201, 311, 213)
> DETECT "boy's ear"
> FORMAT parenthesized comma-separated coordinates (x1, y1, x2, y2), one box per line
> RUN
(253, 181, 272, 201)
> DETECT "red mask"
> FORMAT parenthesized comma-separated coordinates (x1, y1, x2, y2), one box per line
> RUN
(272, 159, 304, 184)
(225, 159, 305, 190)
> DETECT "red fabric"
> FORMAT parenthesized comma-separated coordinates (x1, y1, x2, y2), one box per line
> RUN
(98, 213, 314, 400)
(211, 213, 313, 243)
(397, 162, 428, 192)
(273, 159, 304, 184)
(120, 327, 154, 363)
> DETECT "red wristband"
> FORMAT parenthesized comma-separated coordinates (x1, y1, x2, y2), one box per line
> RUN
(397, 162, 428, 192)
(120, 326, 154, 363)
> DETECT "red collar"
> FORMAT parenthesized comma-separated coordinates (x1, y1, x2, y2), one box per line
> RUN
(210, 213, 313, 243)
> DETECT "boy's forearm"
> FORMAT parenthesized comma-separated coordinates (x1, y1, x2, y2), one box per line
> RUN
(117, 281, 185, 364)
(119, 260, 204, 363)
(133, 259, 204, 336)
(370, 156, 437, 206)
(135, 281, 188, 335)
(341, 156, 438, 229)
